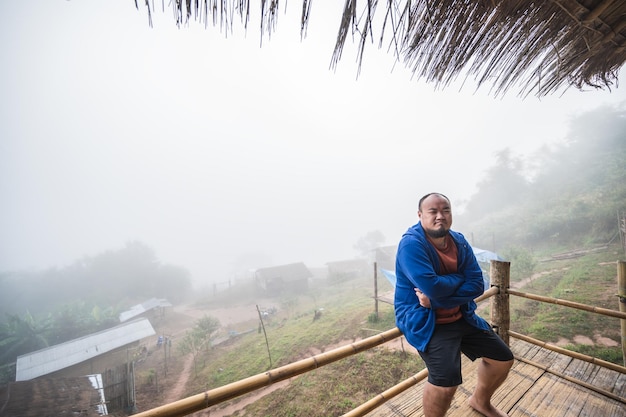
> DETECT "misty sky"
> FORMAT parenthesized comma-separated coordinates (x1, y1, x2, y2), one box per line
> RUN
(2, 1, 626, 285)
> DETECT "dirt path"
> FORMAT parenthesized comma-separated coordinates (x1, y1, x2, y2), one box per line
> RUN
(164, 353, 195, 405)
(510, 267, 570, 289)
(202, 381, 291, 417)
(151, 302, 281, 416)
(157, 333, 414, 417)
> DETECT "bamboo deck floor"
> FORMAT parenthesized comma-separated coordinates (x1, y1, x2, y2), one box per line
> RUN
(366, 338, 626, 417)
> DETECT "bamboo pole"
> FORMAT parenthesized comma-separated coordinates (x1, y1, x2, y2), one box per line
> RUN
(490, 260, 511, 345)
(514, 356, 626, 404)
(618, 261, 626, 366)
(475, 286, 499, 303)
(256, 305, 272, 368)
(374, 262, 379, 319)
(507, 288, 626, 320)
(341, 368, 429, 417)
(509, 330, 626, 374)
(342, 289, 500, 417)
(132, 328, 403, 417)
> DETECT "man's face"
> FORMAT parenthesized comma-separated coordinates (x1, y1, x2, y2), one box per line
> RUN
(418, 194, 452, 239)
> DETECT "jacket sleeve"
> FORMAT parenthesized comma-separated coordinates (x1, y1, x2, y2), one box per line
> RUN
(396, 236, 484, 309)
(394, 265, 436, 352)
(435, 239, 484, 308)
(395, 297, 436, 352)
(396, 242, 464, 307)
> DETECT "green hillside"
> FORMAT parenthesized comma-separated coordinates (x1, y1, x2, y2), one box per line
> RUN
(456, 104, 626, 254)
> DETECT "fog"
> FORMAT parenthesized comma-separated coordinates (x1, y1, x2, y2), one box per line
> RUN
(1, 1, 625, 285)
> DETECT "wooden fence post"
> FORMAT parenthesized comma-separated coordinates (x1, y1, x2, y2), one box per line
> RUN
(618, 261, 626, 366)
(374, 262, 379, 319)
(490, 260, 511, 345)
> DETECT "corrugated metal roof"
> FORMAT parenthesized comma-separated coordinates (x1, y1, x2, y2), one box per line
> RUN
(15, 318, 155, 381)
(119, 297, 172, 322)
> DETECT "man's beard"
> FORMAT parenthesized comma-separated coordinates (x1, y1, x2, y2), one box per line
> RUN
(425, 227, 448, 239)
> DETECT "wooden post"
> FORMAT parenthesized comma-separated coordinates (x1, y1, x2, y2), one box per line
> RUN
(256, 304, 272, 368)
(490, 260, 511, 345)
(618, 261, 626, 366)
(374, 262, 379, 319)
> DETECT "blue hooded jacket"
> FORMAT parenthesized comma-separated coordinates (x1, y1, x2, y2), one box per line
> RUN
(394, 222, 491, 352)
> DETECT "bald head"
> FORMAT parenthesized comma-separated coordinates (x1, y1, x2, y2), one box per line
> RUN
(418, 193, 452, 239)
(418, 193, 450, 212)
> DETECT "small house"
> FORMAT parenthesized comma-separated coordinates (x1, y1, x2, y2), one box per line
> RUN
(119, 297, 172, 322)
(255, 262, 312, 296)
(16, 318, 155, 381)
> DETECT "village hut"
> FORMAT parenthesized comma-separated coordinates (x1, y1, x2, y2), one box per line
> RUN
(0, 376, 108, 417)
(254, 262, 312, 296)
(15, 318, 155, 381)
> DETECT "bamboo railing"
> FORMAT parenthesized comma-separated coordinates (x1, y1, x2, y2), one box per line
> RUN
(343, 260, 626, 417)
(619, 261, 626, 365)
(508, 331, 626, 374)
(507, 288, 626, 320)
(342, 368, 429, 417)
(504, 260, 626, 372)
(132, 260, 626, 417)
(132, 328, 402, 417)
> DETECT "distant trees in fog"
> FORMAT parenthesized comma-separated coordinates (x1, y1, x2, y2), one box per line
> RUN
(0, 241, 191, 317)
(457, 105, 626, 250)
(0, 241, 192, 370)
(353, 230, 385, 259)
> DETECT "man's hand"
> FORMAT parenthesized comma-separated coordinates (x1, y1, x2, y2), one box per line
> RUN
(414, 288, 431, 308)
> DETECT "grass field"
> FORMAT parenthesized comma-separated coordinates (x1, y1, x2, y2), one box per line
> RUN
(134, 243, 625, 416)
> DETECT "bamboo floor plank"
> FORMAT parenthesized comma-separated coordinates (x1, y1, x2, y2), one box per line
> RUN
(447, 356, 544, 416)
(368, 385, 422, 416)
(615, 372, 626, 394)
(365, 339, 626, 417)
(512, 374, 585, 416)
(589, 364, 619, 393)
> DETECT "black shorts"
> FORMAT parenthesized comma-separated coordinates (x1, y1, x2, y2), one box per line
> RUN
(417, 319, 513, 387)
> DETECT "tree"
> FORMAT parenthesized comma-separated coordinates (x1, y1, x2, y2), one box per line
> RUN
(178, 315, 221, 376)
(46, 301, 119, 345)
(178, 330, 206, 378)
(153, 264, 193, 302)
(353, 230, 385, 259)
(88, 241, 160, 301)
(0, 313, 50, 366)
(502, 246, 537, 285)
(458, 105, 626, 249)
(461, 149, 529, 224)
(0, 241, 193, 317)
(194, 315, 221, 347)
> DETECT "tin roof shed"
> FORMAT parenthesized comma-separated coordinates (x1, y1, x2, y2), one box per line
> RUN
(0, 375, 108, 416)
(15, 318, 155, 381)
(119, 297, 172, 322)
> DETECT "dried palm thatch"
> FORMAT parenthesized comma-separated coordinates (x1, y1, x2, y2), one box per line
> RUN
(135, 0, 626, 97)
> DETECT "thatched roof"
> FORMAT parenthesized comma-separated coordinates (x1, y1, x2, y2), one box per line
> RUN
(135, 0, 626, 97)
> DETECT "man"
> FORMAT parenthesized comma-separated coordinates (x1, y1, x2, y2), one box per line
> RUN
(394, 193, 513, 417)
